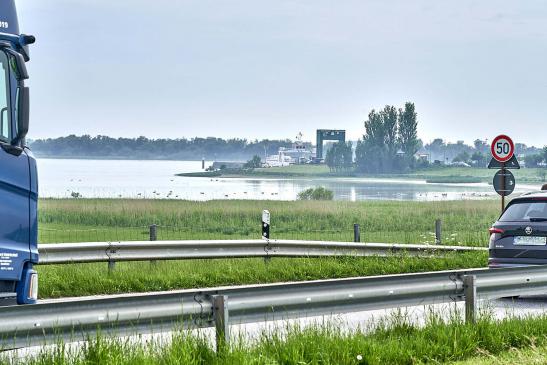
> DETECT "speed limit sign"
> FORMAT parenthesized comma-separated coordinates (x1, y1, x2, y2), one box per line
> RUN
(491, 135, 515, 163)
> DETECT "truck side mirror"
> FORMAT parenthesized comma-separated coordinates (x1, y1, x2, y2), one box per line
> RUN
(3, 48, 28, 80)
(12, 86, 29, 146)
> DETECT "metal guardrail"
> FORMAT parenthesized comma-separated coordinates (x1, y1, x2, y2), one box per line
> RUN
(1, 265, 546, 350)
(37, 239, 485, 265)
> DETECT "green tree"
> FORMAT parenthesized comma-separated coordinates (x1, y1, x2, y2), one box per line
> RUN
(28, 135, 300, 161)
(473, 139, 488, 154)
(452, 151, 470, 163)
(470, 151, 487, 167)
(325, 142, 353, 173)
(356, 103, 417, 173)
(383, 105, 399, 159)
(397, 102, 419, 170)
(398, 102, 419, 157)
(524, 154, 543, 168)
(243, 155, 262, 169)
(356, 108, 395, 173)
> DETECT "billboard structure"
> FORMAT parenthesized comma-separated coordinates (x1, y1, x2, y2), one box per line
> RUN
(316, 129, 346, 160)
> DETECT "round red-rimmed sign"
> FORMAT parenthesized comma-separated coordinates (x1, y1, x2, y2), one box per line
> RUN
(491, 135, 515, 163)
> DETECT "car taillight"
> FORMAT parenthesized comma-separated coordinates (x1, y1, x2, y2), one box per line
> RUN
(489, 227, 504, 245)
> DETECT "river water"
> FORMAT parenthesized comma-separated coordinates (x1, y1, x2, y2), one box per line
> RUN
(37, 159, 530, 201)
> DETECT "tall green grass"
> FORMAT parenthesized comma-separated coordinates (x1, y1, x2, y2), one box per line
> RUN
(36, 199, 490, 299)
(37, 252, 487, 298)
(454, 345, 547, 364)
(38, 199, 500, 246)
(11, 313, 547, 364)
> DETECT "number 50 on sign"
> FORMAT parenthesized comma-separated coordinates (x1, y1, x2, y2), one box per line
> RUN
(491, 135, 515, 163)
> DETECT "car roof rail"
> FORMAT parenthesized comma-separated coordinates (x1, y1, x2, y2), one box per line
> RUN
(519, 191, 543, 197)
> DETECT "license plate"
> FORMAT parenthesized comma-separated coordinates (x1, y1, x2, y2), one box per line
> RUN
(514, 236, 547, 246)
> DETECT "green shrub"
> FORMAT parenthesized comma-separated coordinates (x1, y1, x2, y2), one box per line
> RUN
(297, 187, 334, 200)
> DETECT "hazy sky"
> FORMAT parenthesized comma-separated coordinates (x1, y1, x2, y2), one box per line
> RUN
(16, 1, 547, 145)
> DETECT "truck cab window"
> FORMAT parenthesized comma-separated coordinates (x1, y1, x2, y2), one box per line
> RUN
(0, 52, 10, 142)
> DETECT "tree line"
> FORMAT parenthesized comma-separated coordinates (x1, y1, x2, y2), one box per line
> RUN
(325, 102, 420, 173)
(29, 106, 546, 171)
(324, 102, 547, 172)
(28, 135, 300, 161)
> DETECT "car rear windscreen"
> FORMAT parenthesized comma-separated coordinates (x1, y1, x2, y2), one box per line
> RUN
(499, 201, 547, 222)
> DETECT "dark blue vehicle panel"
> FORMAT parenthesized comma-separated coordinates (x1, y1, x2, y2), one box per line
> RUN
(27, 149, 38, 263)
(0, 0, 20, 36)
(0, 147, 30, 281)
(0, 0, 39, 304)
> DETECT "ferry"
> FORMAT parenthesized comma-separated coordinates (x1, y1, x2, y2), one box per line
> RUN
(263, 133, 314, 167)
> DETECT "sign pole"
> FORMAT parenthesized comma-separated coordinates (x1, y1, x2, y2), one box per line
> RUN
(501, 164, 505, 212)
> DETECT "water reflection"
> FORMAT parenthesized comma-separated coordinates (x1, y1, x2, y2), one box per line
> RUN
(38, 159, 529, 201)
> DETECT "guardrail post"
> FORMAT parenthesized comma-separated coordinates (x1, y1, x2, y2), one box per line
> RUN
(435, 219, 442, 244)
(150, 224, 157, 241)
(354, 224, 360, 243)
(212, 295, 229, 352)
(463, 275, 477, 324)
(150, 224, 157, 267)
(108, 260, 115, 273)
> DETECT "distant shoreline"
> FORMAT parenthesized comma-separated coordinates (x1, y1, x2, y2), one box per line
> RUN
(34, 156, 218, 162)
(176, 164, 547, 184)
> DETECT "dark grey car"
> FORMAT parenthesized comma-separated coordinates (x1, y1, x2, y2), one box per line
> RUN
(489, 190, 547, 268)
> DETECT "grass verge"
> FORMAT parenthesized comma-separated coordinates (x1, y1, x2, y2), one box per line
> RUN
(453, 345, 547, 364)
(38, 199, 499, 246)
(11, 313, 547, 364)
(36, 198, 489, 298)
(37, 252, 487, 298)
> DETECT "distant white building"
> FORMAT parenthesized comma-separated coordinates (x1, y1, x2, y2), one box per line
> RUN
(264, 145, 313, 167)
(263, 133, 314, 167)
(415, 147, 430, 161)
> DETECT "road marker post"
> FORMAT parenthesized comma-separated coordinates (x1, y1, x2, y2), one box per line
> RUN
(262, 210, 271, 264)
(262, 210, 270, 240)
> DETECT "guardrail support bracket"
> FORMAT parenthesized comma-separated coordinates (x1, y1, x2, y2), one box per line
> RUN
(108, 260, 116, 273)
(212, 295, 229, 352)
(463, 275, 476, 324)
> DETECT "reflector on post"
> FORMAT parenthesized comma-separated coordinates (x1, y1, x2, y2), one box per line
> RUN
(262, 210, 270, 240)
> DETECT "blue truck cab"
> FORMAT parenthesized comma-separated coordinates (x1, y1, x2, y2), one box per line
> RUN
(0, 1, 37, 305)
